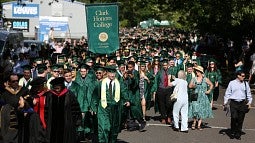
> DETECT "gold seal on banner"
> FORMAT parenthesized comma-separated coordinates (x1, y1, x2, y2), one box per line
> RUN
(99, 32, 108, 42)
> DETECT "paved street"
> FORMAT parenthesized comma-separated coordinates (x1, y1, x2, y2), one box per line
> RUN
(0, 86, 253, 143)
(117, 85, 255, 143)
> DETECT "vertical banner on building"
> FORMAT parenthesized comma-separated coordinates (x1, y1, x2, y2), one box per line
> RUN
(86, 3, 119, 54)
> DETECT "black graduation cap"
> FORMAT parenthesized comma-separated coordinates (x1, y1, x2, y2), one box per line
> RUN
(153, 56, 160, 61)
(186, 63, 194, 68)
(160, 58, 169, 64)
(50, 77, 65, 86)
(72, 56, 79, 62)
(58, 54, 66, 60)
(117, 59, 125, 66)
(21, 65, 32, 71)
(94, 64, 105, 71)
(84, 57, 93, 63)
(128, 54, 138, 61)
(30, 77, 47, 87)
(79, 63, 90, 70)
(107, 55, 117, 62)
(37, 64, 47, 73)
(169, 56, 175, 61)
(104, 65, 117, 73)
(34, 57, 43, 63)
(140, 61, 146, 66)
(50, 64, 59, 70)
(209, 58, 217, 64)
(57, 63, 65, 69)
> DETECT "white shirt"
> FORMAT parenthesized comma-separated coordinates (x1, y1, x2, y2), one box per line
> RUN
(172, 78, 188, 101)
(106, 78, 115, 92)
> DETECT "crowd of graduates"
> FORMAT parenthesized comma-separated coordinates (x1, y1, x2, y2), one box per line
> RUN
(1, 27, 254, 143)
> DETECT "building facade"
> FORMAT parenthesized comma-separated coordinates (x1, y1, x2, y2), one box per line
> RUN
(2, 0, 87, 41)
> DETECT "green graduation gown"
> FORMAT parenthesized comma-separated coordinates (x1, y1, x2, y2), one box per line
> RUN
(125, 70, 143, 119)
(75, 74, 95, 133)
(91, 78, 129, 143)
(204, 69, 222, 101)
(142, 71, 155, 110)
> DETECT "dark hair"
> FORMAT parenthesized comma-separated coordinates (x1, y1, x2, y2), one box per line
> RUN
(8, 73, 18, 82)
(236, 70, 245, 77)
(127, 61, 135, 67)
(63, 69, 72, 75)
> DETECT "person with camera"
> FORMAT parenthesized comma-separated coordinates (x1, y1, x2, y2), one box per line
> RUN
(224, 70, 253, 140)
(124, 61, 146, 131)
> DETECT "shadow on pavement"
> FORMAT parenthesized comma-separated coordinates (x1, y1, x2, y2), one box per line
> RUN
(117, 139, 129, 143)
(219, 128, 246, 139)
(150, 115, 161, 122)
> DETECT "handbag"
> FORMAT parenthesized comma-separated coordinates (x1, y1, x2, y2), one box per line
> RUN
(190, 92, 198, 101)
(170, 92, 177, 102)
(170, 83, 178, 103)
(244, 82, 250, 113)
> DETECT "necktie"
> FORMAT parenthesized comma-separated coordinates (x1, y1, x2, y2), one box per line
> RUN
(67, 83, 71, 89)
(109, 80, 112, 98)
(164, 70, 168, 87)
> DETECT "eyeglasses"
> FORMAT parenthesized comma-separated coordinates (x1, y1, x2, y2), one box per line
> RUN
(96, 72, 102, 75)
(53, 70, 60, 73)
(11, 80, 19, 83)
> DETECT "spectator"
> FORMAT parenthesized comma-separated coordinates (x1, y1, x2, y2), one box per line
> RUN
(188, 66, 214, 130)
(224, 70, 252, 140)
(169, 70, 189, 133)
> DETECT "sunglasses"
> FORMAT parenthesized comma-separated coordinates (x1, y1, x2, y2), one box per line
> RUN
(96, 72, 102, 75)
(10, 80, 19, 83)
(53, 70, 60, 73)
(240, 75, 245, 77)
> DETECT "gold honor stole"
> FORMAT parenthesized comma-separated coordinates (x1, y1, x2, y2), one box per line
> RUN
(101, 78, 120, 108)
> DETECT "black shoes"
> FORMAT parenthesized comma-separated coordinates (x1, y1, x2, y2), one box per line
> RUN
(230, 131, 241, 140)
(139, 121, 146, 131)
(172, 127, 180, 132)
(180, 130, 189, 133)
(234, 134, 241, 140)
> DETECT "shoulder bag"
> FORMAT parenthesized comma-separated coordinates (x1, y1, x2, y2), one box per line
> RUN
(170, 82, 178, 103)
(244, 81, 250, 113)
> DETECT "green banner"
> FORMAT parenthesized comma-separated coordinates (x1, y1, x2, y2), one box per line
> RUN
(86, 3, 119, 54)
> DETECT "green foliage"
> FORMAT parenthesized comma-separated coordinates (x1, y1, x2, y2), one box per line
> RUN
(2, 0, 255, 39)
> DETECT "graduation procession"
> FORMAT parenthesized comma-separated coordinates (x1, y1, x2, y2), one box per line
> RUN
(1, 25, 254, 143)
(1, 1, 255, 143)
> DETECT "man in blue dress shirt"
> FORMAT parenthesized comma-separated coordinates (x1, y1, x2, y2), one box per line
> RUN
(224, 70, 253, 140)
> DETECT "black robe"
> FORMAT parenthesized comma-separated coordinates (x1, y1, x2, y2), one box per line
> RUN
(18, 109, 47, 143)
(44, 88, 82, 143)
(0, 86, 29, 108)
(1, 104, 19, 143)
